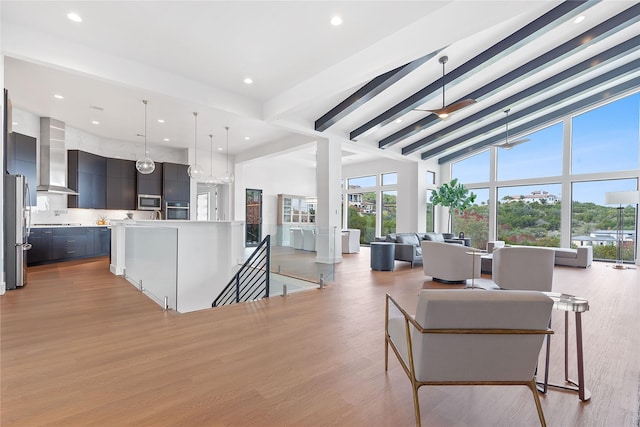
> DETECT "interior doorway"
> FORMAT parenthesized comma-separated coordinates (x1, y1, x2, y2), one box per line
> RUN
(245, 189, 262, 247)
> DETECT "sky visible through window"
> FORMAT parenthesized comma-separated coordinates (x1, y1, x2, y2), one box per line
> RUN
(453, 92, 639, 206)
(572, 92, 639, 175)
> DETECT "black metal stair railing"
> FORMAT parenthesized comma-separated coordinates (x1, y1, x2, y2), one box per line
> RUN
(212, 235, 270, 307)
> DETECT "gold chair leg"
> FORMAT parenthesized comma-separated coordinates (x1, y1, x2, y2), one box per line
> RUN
(384, 336, 389, 371)
(528, 379, 547, 427)
(412, 381, 421, 427)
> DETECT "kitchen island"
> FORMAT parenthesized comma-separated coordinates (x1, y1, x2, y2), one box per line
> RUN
(110, 220, 244, 313)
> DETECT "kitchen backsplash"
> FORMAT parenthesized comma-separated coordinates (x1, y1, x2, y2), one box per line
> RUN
(31, 193, 151, 225)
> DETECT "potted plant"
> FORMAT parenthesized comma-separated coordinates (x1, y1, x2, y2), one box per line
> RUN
(430, 178, 476, 237)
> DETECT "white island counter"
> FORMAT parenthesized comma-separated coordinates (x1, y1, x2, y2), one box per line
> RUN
(110, 220, 245, 313)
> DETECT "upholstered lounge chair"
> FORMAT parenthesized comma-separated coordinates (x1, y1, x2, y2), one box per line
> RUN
(385, 289, 554, 427)
(421, 241, 480, 283)
(492, 246, 555, 292)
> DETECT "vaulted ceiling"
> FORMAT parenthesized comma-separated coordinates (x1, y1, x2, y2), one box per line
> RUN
(2, 1, 638, 167)
(312, 1, 640, 165)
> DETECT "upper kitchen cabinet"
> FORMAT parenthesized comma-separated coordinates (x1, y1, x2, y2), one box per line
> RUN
(106, 158, 136, 210)
(163, 162, 190, 203)
(67, 150, 106, 209)
(6, 132, 37, 206)
(137, 162, 163, 196)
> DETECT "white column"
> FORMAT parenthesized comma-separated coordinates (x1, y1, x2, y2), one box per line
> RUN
(1, 52, 6, 295)
(315, 137, 342, 264)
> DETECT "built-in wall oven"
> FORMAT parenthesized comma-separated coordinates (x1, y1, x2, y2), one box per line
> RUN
(138, 194, 161, 210)
(165, 201, 190, 220)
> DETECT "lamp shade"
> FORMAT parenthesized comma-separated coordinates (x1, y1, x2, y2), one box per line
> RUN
(604, 191, 640, 205)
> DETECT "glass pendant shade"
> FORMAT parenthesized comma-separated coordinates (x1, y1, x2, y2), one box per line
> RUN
(187, 164, 205, 180)
(136, 99, 155, 174)
(188, 112, 205, 180)
(136, 157, 155, 174)
(220, 126, 234, 184)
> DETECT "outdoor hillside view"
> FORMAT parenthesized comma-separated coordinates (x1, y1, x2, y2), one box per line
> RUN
(453, 197, 637, 262)
(343, 91, 638, 264)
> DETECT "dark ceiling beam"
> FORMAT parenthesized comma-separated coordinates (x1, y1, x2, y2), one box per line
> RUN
(404, 35, 640, 156)
(437, 77, 640, 165)
(314, 52, 437, 132)
(430, 73, 640, 164)
(401, 3, 640, 155)
(348, 0, 591, 142)
(422, 59, 640, 161)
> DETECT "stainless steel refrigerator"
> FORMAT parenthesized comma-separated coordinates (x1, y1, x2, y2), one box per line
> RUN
(4, 174, 31, 289)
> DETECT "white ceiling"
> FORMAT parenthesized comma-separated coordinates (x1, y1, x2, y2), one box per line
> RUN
(2, 1, 637, 167)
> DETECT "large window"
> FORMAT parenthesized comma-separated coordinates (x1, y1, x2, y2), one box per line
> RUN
(572, 92, 639, 175)
(426, 200, 434, 232)
(572, 179, 637, 262)
(444, 90, 639, 259)
(497, 122, 563, 181)
(348, 175, 376, 188)
(347, 191, 376, 243)
(381, 191, 397, 235)
(452, 188, 489, 250)
(451, 150, 490, 184)
(497, 184, 562, 247)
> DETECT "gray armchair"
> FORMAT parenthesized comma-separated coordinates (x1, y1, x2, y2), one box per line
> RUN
(385, 289, 554, 426)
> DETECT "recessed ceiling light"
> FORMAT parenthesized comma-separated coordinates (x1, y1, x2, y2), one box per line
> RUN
(163, 138, 170, 142)
(54, 94, 64, 99)
(331, 16, 342, 26)
(244, 136, 250, 140)
(91, 120, 100, 125)
(395, 118, 402, 124)
(574, 15, 585, 24)
(67, 12, 82, 23)
(12, 122, 18, 126)
(157, 119, 165, 123)
(244, 77, 253, 84)
(217, 147, 223, 151)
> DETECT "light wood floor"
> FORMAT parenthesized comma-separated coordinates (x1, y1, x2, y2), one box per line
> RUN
(1, 250, 639, 426)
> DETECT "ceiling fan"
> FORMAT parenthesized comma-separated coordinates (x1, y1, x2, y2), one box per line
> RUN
(415, 56, 476, 119)
(493, 109, 530, 150)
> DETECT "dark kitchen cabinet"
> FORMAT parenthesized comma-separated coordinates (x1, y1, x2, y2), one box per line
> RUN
(162, 162, 190, 203)
(6, 132, 37, 206)
(137, 162, 163, 197)
(27, 228, 53, 265)
(27, 226, 111, 266)
(68, 150, 107, 209)
(106, 158, 136, 210)
(51, 227, 89, 260)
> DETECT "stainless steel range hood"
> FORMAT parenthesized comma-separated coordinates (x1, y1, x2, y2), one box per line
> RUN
(37, 117, 78, 195)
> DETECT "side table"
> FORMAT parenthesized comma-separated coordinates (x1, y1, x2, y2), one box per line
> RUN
(539, 292, 591, 401)
(370, 242, 395, 271)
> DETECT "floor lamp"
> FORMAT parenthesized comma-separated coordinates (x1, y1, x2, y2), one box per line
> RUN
(604, 191, 640, 270)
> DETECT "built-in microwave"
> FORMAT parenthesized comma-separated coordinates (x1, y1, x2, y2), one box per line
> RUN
(138, 194, 162, 210)
(165, 201, 190, 220)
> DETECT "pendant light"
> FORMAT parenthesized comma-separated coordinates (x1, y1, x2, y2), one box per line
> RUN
(204, 134, 220, 188)
(136, 99, 155, 174)
(415, 56, 476, 119)
(188, 112, 205, 180)
(493, 109, 530, 150)
(220, 126, 234, 184)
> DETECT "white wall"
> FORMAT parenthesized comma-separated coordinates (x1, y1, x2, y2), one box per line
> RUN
(1, 52, 5, 295)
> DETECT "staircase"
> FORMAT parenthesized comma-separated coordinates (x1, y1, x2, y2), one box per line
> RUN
(212, 235, 270, 307)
